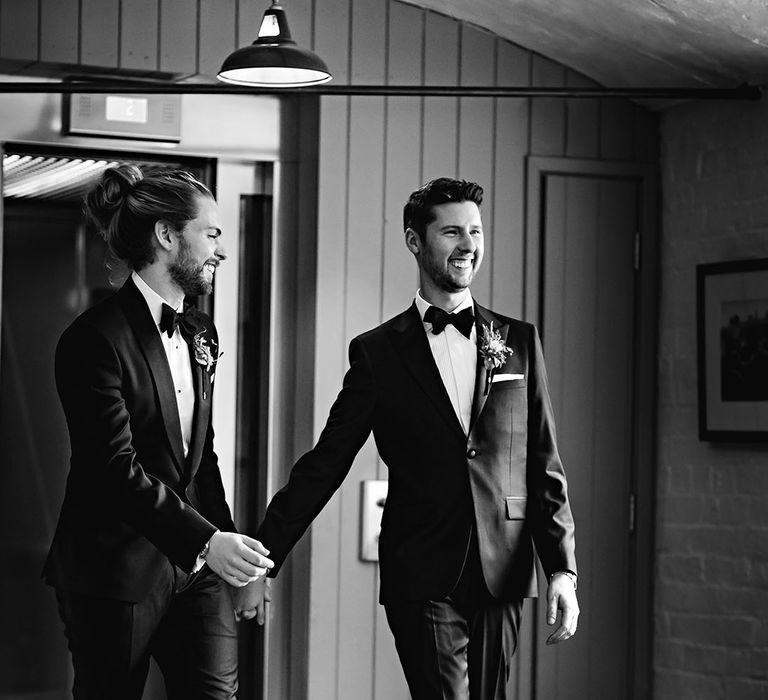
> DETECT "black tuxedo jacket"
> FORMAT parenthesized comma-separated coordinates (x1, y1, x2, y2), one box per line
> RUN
(43, 278, 235, 602)
(257, 302, 576, 604)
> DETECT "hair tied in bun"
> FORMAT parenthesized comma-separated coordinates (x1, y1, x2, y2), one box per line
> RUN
(100, 164, 143, 207)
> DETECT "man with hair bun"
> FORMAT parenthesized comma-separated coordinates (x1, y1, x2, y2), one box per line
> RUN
(44, 165, 273, 699)
(240, 177, 580, 699)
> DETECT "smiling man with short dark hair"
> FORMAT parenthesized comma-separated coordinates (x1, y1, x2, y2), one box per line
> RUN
(241, 176, 579, 699)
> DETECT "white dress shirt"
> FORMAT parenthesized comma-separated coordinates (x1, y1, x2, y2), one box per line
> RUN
(415, 290, 477, 434)
(132, 272, 195, 457)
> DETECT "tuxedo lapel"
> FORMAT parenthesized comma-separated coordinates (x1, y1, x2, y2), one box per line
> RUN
(186, 351, 211, 476)
(388, 304, 466, 437)
(469, 304, 510, 432)
(118, 279, 186, 474)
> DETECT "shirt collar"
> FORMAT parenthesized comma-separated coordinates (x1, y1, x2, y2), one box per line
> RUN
(415, 289, 474, 322)
(132, 271, 183, 329)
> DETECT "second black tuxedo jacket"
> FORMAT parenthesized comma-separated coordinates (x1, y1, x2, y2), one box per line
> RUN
(257, 302, 576, 604)
(44, 278, 235, 602)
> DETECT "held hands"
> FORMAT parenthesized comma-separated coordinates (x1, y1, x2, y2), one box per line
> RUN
(205, 532, 274, 587)
(234, 577, 272, 624)
(545, 572, 580, 645)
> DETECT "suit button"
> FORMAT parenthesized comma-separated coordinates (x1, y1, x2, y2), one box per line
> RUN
(467, 448, 478, 458)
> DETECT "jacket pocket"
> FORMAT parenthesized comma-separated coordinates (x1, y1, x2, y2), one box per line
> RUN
(490, 378, 526, 391)
(505, 495, 527, 520)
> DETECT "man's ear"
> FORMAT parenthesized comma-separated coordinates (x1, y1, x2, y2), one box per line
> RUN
(405, 227, 421, 256)
(154, 220, 175, 252)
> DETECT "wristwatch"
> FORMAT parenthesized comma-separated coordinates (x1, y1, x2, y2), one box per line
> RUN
(198, 539, 211, 561)
(550, 570, 577, 590)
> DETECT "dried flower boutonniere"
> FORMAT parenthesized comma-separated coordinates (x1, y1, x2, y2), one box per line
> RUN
(192, 330, 219, 373)
(479, 322, 513, 394)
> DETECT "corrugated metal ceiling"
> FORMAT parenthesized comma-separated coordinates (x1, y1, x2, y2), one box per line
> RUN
(2, 154, 120, 201)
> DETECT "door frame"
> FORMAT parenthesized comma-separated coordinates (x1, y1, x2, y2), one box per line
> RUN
(525, 156, 658, 700)
(235, 194, 273, 700)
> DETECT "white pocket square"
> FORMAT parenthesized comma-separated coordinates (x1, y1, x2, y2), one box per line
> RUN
(492, 373, 524, 383)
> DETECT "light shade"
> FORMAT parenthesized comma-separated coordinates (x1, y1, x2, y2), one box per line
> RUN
(217, 2, 331, 88)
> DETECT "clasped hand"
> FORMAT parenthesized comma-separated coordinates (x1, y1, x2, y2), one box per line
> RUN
(233, 578, 272, 625)
(205, 532, 274, 587)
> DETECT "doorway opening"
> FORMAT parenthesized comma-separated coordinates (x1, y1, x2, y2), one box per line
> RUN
(0, 144, 216, 700)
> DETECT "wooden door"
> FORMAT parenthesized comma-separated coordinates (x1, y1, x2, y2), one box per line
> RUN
(522, 158, 656, 700)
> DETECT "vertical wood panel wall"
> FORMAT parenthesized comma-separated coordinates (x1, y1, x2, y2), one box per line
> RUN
(0, 0, 246, 77)
(0, 1, 657, 698)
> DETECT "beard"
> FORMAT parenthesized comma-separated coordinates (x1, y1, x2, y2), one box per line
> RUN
(169, 237, 213, 296)
(419, 251, 476, 293)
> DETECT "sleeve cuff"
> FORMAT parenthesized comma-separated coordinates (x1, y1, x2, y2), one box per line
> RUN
(549, 570, 577, 590)
(192, 531, 217, 573)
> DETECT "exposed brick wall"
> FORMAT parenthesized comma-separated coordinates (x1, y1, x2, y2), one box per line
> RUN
(656, 98, 768, 700)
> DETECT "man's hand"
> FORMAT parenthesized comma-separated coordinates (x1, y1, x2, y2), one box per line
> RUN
(234, 578, 272, 624)
(205, 532, 274, 587)
(545, 572, 579, 645)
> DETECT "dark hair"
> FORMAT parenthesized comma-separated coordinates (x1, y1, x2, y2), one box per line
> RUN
(403, 177, 483, 238)
(83, 164, 213, 271)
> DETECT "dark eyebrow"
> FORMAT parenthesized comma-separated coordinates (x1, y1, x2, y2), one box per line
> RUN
(439, 224, 482, 232)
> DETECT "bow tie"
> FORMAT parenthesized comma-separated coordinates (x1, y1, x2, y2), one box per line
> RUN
(424, 305, 474, 338)
(159, 303, 198, 341)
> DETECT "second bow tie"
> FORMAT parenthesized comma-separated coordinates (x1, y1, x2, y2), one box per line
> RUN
(424, 305, 474, 338)
(160, 303, 198, 342)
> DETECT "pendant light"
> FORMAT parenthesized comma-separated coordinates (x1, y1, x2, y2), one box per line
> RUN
(217, 1, 332, 88)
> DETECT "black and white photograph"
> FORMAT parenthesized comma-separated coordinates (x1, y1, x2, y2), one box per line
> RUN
(697, 258, 768, 441)
(721, 299, 768, 402)
(1, 2, 767, 700)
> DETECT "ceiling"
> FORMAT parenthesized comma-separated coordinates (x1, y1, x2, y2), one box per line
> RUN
(405, 0, 768, 89)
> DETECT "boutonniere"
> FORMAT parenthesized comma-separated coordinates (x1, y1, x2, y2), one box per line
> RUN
(191, 329, 219, 373)
(479, 322, 513, 395)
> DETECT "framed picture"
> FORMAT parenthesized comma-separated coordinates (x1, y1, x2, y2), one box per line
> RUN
(697, 257, 768, 441)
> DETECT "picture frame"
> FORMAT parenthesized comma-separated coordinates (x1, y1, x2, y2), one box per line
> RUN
(696, 257, 768, 442)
